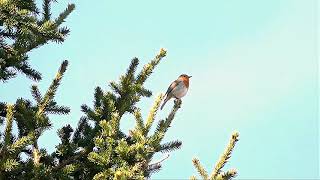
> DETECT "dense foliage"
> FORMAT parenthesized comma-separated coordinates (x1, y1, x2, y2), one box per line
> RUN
(0, 0, 74, 81)
(0, 1, 239, 179)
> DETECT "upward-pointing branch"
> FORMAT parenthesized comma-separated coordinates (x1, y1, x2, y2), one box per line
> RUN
(4, 104, 14, 146)
(190, 132, 239, 180)
(37, 60, 68, 119)
(210, 132, 239, 179)
(145, 94, 163, 135)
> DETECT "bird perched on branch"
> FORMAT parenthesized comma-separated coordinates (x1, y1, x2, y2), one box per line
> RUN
(161, 74, 192, 110)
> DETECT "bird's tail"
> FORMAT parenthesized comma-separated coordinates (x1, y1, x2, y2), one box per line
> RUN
(160, 96, 170, 110)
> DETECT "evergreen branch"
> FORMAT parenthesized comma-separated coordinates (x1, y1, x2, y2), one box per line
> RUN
(2, 158, 19, 172)
(138, 87, 152, 97)
(13, 0, 38, 12)
(216, 169, 237, 180)
(109, 112, 120, 136)
(158, 140, 182, 153)
(58, 124, 73, 143)
(32, 60, 69, 171)
(145, 94, 162, 135)
(210, 132, 239, 179)
(109, 81, 121, 96)
(163, 98, 181, 129)
(46, 105, 70, 115)
(0, 1, 74, 82)
(32, 147, 41, 166)
(42, 0, 51, 21)
(57, 26, 70, 37)
(16, 62, 42, 81)
(134, 109, 144, 133)
(136, 48, 167, 85)
(191, 132, 239, 180)
(94, 86, 103, 108)
(53, 148, 88, 172)
(80, 104, 92, 113)
(17, 21, 64, 52)
(62, 164, 77, 175)
(126, 57, 139, 82)
(7, 132, 35, 154)
(37, 60, 68, 117)
(4, 104, 14, 146)
(54, 4, 75, 26)
(192, 158, 209, 180)
(31, 85, 42, 103)
(152, 99, 182, 144)
(72, 117, 92, 144)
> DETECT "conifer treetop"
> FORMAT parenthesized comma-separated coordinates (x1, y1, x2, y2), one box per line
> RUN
(66, 48, 184, 179)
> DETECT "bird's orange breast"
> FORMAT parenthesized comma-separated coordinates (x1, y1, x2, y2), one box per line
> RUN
(181, 77, 189, 88)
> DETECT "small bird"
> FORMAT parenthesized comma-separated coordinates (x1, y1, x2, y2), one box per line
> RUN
(161, 74, 192, 110)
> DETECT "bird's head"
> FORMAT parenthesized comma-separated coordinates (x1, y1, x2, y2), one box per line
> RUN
(179, 74, 192, 87)
(179, 74, 192, 79)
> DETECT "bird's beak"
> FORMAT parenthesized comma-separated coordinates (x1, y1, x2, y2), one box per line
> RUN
(188, 76, 192, 78)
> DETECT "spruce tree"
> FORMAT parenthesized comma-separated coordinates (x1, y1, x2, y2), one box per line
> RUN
(0, 1, 239, 179)
(0, 0, 75, 179)
(51, 48, 184, 179)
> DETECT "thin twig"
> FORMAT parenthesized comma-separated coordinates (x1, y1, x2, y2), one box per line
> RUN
(149, 153, 170, 166)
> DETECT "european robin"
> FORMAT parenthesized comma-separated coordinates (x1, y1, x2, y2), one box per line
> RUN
(161, 74, 192, 110)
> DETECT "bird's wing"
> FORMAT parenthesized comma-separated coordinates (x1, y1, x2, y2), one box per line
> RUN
(164, 80, 180, 96)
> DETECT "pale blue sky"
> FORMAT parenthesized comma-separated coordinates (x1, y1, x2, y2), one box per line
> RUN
(1, 0, 318, 179)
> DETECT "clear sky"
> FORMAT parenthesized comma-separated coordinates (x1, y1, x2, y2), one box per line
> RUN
(1, 0, 318, 179)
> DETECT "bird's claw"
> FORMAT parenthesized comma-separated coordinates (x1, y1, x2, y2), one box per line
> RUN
(174, 99, 182, 108)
